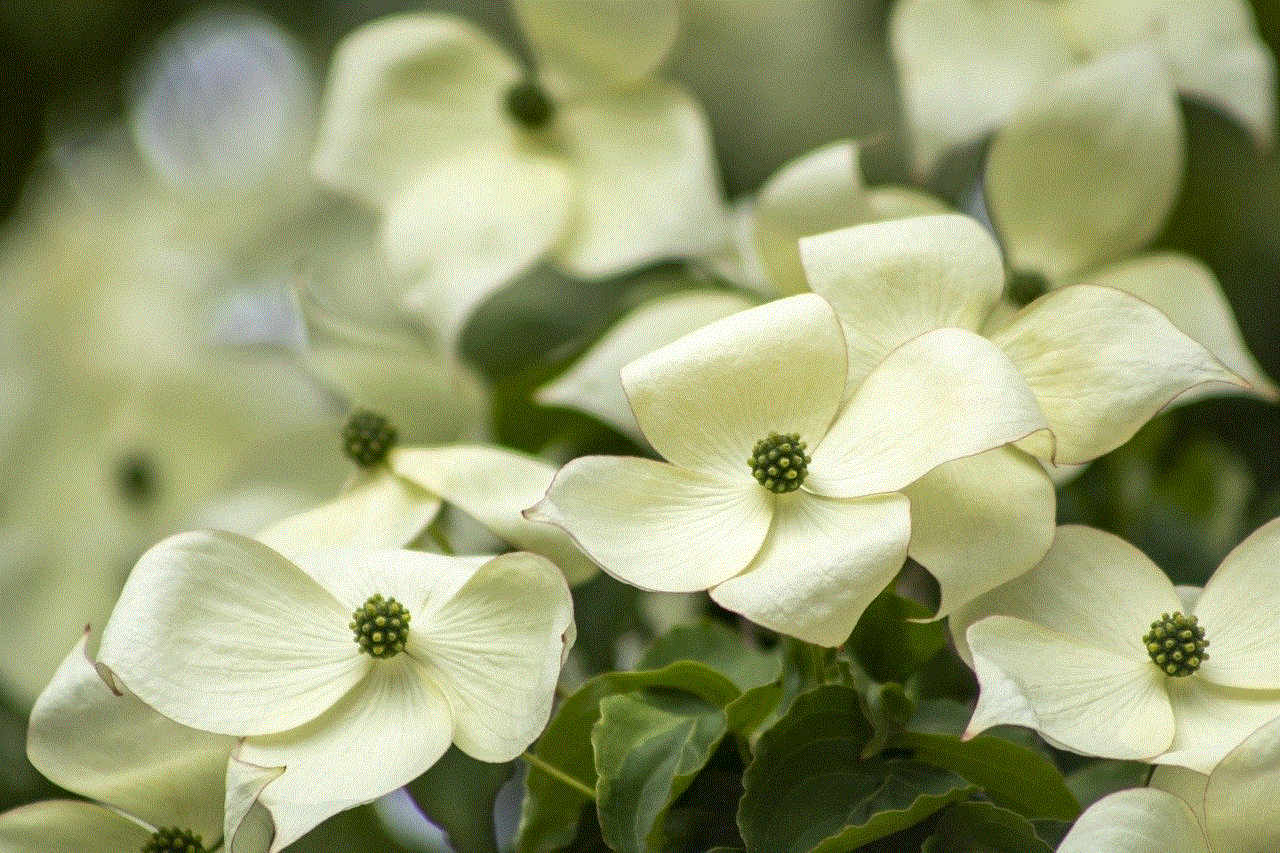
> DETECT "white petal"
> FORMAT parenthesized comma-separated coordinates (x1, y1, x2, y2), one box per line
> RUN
(513, 0, 678, 95)
(311, 14, 518, 207)
(1151, 763, 1209, 827)
(710, 492, 910, 647)
(28, 635, 232, 839)
(390, 145, 573, 341)
(97, 531, 363, 737)
(902, 446, 1055, 617)
(1056, 788, 1208, 853)
(1159, 677, 1280, 774)
(412, 552, 573, 762)
(1077, 253, 1277, 401)
(989, 284, 1248, 465)
(966, 616, 1174, 761)
(621, 293, 846, 480)
(0, 800, 152, 853)
(291, 548, 483, 619)
(534, 289, 756, 443)
(985, 47, 1183, 281)
(527, 455, 772, 593)
(1203, 714, 1280, 853)
(230, 660, 454, 852)
(862, 185, 952, 221)
(390, 445, 599, 585)
(951, 525, 1181, 665)
(1190, 516, 1280, 690)
(1055, 0, 1275, 144)
(553, 82, 728, 278)
(256, 470, 442, 560)
(808, 327, 1050, 497)
(889, 0, 1073, 175)
(801, 214, 1006, 384)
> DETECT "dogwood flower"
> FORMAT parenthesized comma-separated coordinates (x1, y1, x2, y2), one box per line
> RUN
(0, 633, 244, 853)
(311, 1, 726, 342)
(528, 292, 1052, 645)
(956, 520, 1280, 773)
(1057, 714, 1280, 852)
(96, 532, 574, 852)
(891, 0, 1275, 176)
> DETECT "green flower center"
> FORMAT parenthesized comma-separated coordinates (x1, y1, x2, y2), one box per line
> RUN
(749, 432, 811, 493)
(141, 826, 207, 853)
(350, 594, 411, 659)
(1006, 269, 1049, 308)
(1143, 612, 1209, 677)
(342, 410, 397, 468)
(115, 451, 159, 504)
(505, 80, 555, 129)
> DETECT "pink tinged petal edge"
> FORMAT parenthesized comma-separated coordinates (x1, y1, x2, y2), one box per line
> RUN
(97, 530, 365, 737)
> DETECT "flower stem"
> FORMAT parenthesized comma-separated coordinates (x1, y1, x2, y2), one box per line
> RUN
(522, 751, 595, 799)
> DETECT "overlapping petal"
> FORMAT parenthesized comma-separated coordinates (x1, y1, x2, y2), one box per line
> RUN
(0, 800, 153, 853)
(1160, 677, 1280, 773)
(97, 531, 362, 737)
(1055, 787, 1209, 853)
(709, 493, 910, 647)
(1202, 714, 1280, 852)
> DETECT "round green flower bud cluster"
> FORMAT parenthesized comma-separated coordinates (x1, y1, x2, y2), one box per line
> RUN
(350, 594, 411, 659)
(750, 432, 811, 493)
(141, 826, 206, 853)
(506, 80, 555, 129)
(1143, 611, 1209, 677)
(342, 410, 397, 468)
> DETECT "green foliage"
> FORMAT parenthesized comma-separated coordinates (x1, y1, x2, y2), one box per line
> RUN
(922, 802, 1054, 853)
(849, 588, 948, 683)
(406, 747, 517, 853)
(639, 621, 784, 692)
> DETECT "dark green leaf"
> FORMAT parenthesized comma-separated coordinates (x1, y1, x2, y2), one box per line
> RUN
(923, 801, 1054, 853)
(1064, 760, 1149, 810)
(406, 746, 516, 853)
(641, 621, 784, 692)
(863, 682, 915, 757)
(849, 588, 947, 682)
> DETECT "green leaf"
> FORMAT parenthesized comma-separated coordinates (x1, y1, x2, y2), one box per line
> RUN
(922, 801, 1054, 853)
(1064, 759, 1149, 809)
(863, 682, 915, 757)
(725, 683, 784, 737)
(739, 685, 973, 853)
(515, 662, 741, 853)
(594, 693, 730, 853)
(287, 803, 424, 853)
(406, 746, 516, 853)
(641, 621, 784, 692)
(889, 731, 1079, 821)
(849, 588, 947, 682)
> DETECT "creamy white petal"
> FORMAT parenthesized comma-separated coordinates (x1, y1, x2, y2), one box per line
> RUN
(1202, 714, 1280, 852)
(535, 289, 755, 443)
(807, 327, 1050, 497)
(801, 214, 1006, 384)
(985, 47, 1183, 281)
(411, 552, 573, 762)
(390, 145, 573, 341)
(1159, 677, 1280, 774)
(1190, 516, 1280, 690)
(513, 0, 678, 95)
(291, 549, 484, 622)
(902, 446, 1055, 617)
(230, 660, 454, 852)
(28, 635, 231, 839)
(553, 82, 728, 278)
(862, 186, 952, 221)
(1077, 253, 1277, 401)
(1056, 788, 1209, 853)
(311, 14, 519, 207)
(966, 616, 1174, 760)
(950, 525, 1181, 665)
(889, 0, 1073, 175)
(710, 492, 910, 647)
(621, 293, 846, 481)
(527, 455, 772, 593)
(390, 445, 599, 585)
(0, 800, 153, 853)
(256, 470, 442, 560)
(97, 530, 363, 737)
(1151, 763, 1209, 827)
(990, 285, 1247, 465)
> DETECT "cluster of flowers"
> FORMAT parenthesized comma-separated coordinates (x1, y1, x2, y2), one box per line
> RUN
(1, 1, 1278, 851)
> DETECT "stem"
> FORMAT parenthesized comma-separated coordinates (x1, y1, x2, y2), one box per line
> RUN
(522, 751, 595, 799)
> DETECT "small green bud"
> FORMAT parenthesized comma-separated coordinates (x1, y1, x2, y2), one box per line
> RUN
(1142, 612, 1209, 678)
(141, 826, 207, 853)
(505, 80, 555, 129)
(1006, 269, 1049, 308)
(749, 432, 811, 494)
(350, 594, 411, 659)
(342, 410, 397, 468)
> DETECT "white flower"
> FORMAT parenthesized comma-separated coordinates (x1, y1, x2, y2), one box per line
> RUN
(96, 532, 574, 852)
(311, 2, 727, 342)
(528, 292, 1051, 645)
(1057, 715, 1280, 852)
(956, 520, 1280, 773)
(0, 633, 243, 853)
